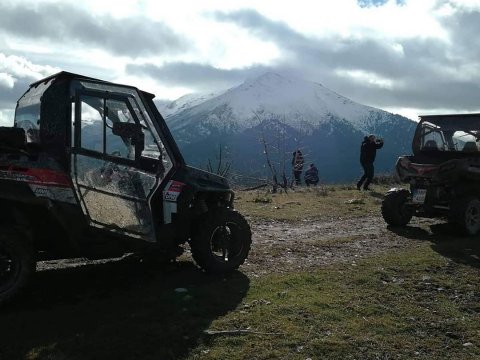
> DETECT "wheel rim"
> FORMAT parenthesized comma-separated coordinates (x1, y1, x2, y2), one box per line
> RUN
(0, 244, 19, 290)
(465, 202, 480, 232)
(210, 222, 243, 263)
(399, 203, 413, 219)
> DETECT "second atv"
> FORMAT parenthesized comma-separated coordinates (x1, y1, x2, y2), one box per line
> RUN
(382, 113, 480, 235)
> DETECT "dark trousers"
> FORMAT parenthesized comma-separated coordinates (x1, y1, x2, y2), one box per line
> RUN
(357, 162, 374, 189)
(293, 170, 302, 185)
(305, 179, 318, 187)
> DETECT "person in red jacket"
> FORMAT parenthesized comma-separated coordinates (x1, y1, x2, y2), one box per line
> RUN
(357, 134, 384, 191)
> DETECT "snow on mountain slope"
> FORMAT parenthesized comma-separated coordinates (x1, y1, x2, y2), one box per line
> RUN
(158, 91, 219, 118)
(164, 72, 394, 134)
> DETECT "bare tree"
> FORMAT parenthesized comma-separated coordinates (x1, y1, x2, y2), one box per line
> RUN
(206, 144, 231, 177)
(252, 111, 296, 193)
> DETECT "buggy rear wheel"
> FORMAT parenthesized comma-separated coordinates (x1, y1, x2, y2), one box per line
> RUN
(0, 228, 36, 306)
(191, 209, 252, 273)
(381, 189, 414, 226)
(449, 197, 480, 236)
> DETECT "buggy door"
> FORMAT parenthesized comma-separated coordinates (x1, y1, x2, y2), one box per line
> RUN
(71, 90, 163, 242)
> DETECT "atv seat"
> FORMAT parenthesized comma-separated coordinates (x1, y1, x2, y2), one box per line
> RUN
(462, 141, 478, 152)
(422, 140, 439, 151)
(0, 127, 26, 149)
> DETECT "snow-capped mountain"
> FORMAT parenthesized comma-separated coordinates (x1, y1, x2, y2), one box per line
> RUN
(161, 73, 416, 182)
(165, 73, 400, 135)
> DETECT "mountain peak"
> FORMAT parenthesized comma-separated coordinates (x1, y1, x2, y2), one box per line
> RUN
(164, 73, 400, 133)
(240, 72, 294, 90)
(251, 72, 289, 82)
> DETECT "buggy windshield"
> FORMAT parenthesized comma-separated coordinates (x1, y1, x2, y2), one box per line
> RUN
(415, 115, 480, 153)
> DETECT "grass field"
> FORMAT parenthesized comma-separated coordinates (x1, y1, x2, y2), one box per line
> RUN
(235, 185, 386, 221)
(1, 185, 479, 360)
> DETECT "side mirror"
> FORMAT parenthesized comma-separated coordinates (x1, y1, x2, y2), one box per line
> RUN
(112, 122, 139, 138)
(112, 122, 145, 156)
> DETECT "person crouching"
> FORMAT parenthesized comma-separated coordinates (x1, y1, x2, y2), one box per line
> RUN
(304, 163, 319, 186)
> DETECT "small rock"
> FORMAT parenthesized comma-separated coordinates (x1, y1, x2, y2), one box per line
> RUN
(175, 288, 188, 293)
(463, 342, 473, 347)
(345, 199, 365, 204)
(446, 332, 460, 339)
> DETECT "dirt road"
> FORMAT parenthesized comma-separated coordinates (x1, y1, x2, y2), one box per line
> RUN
(241, 215, 440, 275)
(37, 214, 441, 275)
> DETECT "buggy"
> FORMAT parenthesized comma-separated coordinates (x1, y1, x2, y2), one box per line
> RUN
(382, 113, 480, 235)
(0, 72, 251, 305)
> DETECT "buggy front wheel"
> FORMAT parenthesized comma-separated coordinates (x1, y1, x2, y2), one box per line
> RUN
(381, 188, 414, 226)
(190, 209, 252, 273)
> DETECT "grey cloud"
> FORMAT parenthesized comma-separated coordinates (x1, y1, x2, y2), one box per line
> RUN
(441, 7, 480, 59)
(0, 3, 188, 57)
(357, 0, 406, 8)
(326, 73, 480, 111)
(213, 10, 409, 78)
(127, 62, 274, 91)
(214, 9, 431, 78)
(214, 10, 301, 45)
(0, 77, 31, 111)
(213, 8, 480, 112)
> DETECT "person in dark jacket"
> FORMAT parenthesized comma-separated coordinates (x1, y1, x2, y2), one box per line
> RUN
(304, 163, 319, 186)
(292, 149, 304, 185)
(357, 134, 384, 191)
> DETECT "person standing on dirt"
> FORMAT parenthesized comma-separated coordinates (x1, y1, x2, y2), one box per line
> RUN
(357, 134, 384, 191)
(292, 149, 304, 186)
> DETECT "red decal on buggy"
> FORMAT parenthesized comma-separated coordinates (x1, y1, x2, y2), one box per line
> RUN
(163, 180, 185, 201)
(2, 167, 71, 187)
(167, 180, 185, 193)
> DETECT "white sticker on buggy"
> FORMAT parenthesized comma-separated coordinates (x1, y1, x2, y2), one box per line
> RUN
(163, 180, 184, 202)
(163, 180, 185, 224)
(30, 184, 77, 204)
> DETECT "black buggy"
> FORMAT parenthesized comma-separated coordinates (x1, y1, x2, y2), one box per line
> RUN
(382, 113, 480, 235)
(0, 72, 252, 305)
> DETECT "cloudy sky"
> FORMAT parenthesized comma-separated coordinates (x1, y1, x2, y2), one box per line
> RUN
(1, 0, 480, 124)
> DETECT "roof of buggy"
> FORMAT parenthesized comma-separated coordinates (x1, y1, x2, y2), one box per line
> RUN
(29, 71, 155, 98)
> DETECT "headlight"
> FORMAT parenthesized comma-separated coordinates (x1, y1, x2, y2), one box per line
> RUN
(399, 157, 411, 169)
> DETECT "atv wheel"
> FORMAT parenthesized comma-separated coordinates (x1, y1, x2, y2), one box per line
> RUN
(191, 209, 252, 273)
(449, 197, 480, 236)
(381, 189, 414, 226)
(0, 229, 36, 306)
